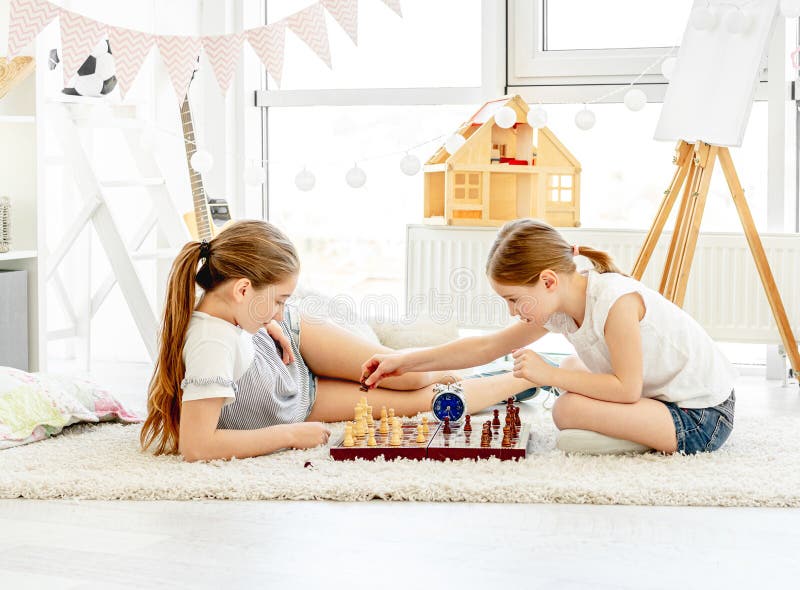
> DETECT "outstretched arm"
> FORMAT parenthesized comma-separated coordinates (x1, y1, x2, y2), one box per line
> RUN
(362, 319, 547, 387)
(179, 397, 330, 461)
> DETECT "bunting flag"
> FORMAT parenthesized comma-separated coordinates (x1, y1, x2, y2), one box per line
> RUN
(245, 23, 286, 88)
(6, 0, 402, 100)
(60, 10, 107, 85)
(7, 0, 59, 58)
(156, 35, 201, 103)
(286, 3, 332, 69)
(321, 0, 359, 45)
(380, 0, 403, 17)
(107, 26, 155, 99)
(201, 33, 244, 95)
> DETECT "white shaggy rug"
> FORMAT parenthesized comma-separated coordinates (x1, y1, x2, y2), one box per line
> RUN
(1, 408, 799, 506)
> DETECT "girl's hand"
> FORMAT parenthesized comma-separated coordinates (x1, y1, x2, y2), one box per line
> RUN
(288, 422, 331, 449)
(361, 353, 409, 388)
(511, 348, 554, 386)
(265, 320, 294, 365)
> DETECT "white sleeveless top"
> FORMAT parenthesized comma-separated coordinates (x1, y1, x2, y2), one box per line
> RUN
(543, 270, 737, 408)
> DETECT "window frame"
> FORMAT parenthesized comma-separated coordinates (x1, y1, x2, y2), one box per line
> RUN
(508, 0, 684, 88)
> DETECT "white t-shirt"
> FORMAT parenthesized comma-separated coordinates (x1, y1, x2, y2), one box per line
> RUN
(543, 270, 737, 408)
(180, 311, 255, 405)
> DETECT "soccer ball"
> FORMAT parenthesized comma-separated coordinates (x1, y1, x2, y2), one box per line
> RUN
(57, 39, 117, 97)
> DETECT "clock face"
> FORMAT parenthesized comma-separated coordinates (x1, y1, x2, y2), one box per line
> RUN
(432, 391, 465, 421)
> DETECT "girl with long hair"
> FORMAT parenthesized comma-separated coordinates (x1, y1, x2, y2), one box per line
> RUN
(363, 218, 737, 455)
(141, 220, 537, 461)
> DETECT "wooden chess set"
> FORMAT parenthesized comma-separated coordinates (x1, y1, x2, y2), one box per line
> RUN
(330, 396, 532, 462)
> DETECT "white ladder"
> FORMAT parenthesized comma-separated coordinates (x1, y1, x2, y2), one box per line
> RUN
(47, 98, 189, 364)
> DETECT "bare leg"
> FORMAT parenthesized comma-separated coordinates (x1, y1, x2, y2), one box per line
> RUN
(307, 372, 535, 422)
(551, 355, 678, 453)
(299, 316, 463, 391)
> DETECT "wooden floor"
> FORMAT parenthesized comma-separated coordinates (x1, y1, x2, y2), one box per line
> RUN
(1, 365, 799, 588)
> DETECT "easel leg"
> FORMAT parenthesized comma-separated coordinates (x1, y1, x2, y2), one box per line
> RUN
(670, 145, 717, 307)
(632, 141, 693, 280)
(659, 153, 699, 295)
(718, 148, 800, 375)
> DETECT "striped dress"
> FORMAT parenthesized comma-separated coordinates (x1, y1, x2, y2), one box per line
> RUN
(217, 305, 317, 429)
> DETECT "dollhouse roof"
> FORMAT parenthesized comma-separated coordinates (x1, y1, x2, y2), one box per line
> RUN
(425, 94, 580, 169)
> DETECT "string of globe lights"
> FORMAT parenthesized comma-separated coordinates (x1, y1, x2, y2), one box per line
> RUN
(142, 0, 800, 193)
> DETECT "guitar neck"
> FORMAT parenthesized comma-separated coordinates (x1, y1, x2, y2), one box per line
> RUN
(179, 96, 212, 240)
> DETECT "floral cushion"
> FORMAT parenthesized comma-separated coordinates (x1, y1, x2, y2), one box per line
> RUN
(0, 366, 141, 450)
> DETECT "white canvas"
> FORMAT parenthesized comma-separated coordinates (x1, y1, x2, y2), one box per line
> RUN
(654, 0, 779, 147)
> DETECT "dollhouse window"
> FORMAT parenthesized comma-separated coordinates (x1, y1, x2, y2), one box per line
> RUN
(454, 172, 481, 201)
(549, 175, 573, 203)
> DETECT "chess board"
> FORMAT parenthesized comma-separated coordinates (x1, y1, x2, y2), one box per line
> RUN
(330, 413, 532, 462)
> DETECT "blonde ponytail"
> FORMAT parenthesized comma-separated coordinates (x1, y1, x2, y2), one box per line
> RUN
(486, 218, 624, 285)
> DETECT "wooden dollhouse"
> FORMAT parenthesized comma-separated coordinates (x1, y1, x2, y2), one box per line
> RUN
(423, 95, 581, 228)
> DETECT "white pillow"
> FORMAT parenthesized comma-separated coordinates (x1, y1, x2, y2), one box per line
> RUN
(368, 315, 459, 350)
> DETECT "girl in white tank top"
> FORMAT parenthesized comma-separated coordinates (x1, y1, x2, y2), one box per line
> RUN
(363, 219, 737, 455)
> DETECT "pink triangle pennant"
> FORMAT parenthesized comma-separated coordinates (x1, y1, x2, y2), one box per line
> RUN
(201, 33, 244, 95)
(156, 35, 201, 103)
(60, 9, 108, 85)
(245, 23, 286, 88)
(7, 0, 60, 58)
(286, 3, 331, 69)
(107, 26, 154, 100)
(380, 0, 403, 17)
(320, 0, 358, 45)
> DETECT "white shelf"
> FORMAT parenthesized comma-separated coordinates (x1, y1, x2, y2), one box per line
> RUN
(0, 250, 38, 262)
(0, 115, 36, 124)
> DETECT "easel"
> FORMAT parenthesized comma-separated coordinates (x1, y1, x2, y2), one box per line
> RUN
(632, 140, 800, 377)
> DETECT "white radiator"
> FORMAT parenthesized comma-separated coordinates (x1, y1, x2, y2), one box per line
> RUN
(406, 224, 800, 344)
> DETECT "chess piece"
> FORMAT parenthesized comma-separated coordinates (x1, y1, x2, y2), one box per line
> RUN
(464, 415, 472, 432)
(416, 424, 425, 443)
(343, 423, 355, 447)
(388, 408, 395, 420)
(480, 433, 490, 447)
(422, 416, 429, 435)
(492, 409, 500, 427)
(367, 427, 377, 447)
(366, 406, 374, 426)
(443, 417, 451, 435)
(381, 406, 388, 420)
(390, 428, 402, 446)
(515, 407, 521, 427)
(502, 431, 512, 447)
(359, 380, 369, 392)
(379, 417, 388, 434)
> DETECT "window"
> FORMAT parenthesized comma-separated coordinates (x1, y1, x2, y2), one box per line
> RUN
(543, 0, 690, 51)
(260, 0, 492, 304)
(510, 0, 693, 84)
(267, 104, 477, 301)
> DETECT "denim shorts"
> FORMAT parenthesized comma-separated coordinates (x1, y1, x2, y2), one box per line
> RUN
(661, 390, 735, 454)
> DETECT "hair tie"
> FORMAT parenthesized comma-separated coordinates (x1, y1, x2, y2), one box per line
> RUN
(199, 240, 210, 259)
(572, 244, 579, 257)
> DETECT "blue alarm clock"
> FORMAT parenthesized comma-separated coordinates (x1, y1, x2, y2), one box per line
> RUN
(431, 381, 467, 422)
